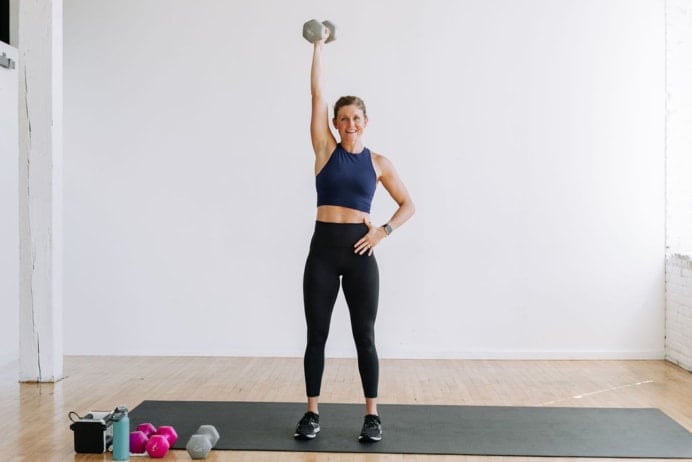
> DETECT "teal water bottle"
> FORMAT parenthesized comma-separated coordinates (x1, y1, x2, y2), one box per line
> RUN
(111, 405, 130, 460)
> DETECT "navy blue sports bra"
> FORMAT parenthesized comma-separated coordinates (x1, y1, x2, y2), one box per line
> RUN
(316, 144, 377, 213)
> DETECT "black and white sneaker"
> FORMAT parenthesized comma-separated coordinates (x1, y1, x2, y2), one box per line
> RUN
(359, 414, 382, 442)
(294, 412, 320, 440)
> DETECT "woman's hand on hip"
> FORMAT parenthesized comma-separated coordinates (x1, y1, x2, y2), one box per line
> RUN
(354, 218, 386, 256)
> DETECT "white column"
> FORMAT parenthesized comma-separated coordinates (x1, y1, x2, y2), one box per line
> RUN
(18, 0, 64, 382)
(0, 42, 19, 368)
(666, 0, 692, 255)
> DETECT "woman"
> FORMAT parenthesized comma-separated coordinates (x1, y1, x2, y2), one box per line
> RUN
(294, 26, 415, 443)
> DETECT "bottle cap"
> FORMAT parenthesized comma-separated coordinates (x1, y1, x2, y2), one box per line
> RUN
(111, 405, 129, 421)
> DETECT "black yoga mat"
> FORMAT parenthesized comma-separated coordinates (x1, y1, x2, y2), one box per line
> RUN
(129, 400, 692, 458)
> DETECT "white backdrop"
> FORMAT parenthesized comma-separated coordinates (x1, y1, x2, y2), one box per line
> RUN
(63, 0, 665, 359)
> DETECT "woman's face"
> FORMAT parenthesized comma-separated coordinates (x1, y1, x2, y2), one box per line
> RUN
(333, 105, 368, 143)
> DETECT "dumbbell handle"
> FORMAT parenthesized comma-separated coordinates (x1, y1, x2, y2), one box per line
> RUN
(190, 433, 215, 446)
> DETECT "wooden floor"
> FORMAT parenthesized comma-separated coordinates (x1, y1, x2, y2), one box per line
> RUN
(0, 357, 690, 462)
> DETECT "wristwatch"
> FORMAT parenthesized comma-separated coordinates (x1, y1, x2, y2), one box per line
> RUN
(382, 223, 393, 236)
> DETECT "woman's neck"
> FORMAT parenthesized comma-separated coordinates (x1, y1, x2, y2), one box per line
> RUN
(340, 140, 364, 154)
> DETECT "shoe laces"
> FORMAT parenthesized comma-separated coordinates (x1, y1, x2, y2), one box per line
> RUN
(364, 414, 381, 428)
(300, 412, 319, 426)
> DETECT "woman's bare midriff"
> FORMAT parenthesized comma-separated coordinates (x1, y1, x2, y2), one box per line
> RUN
(316, 205, 370, 224)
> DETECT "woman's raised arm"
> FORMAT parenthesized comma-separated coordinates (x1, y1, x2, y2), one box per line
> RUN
(310, 30, 337, 171)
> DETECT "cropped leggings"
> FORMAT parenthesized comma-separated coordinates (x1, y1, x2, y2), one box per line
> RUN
(303, 221, 380, 398)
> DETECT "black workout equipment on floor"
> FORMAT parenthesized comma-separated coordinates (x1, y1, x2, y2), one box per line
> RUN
(129, 400, 692, 458)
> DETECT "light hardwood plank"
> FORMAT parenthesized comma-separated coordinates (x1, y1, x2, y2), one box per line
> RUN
(0, 357, 689, 462)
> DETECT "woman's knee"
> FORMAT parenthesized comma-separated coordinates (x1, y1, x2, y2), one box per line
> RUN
(353, 328, 376, 352)
(306, 328, 330, 349)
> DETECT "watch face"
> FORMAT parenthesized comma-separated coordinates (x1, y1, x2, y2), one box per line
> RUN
(384, 224, 392, 235)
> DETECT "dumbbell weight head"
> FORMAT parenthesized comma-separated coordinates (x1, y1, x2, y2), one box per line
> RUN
(154, 425, 178, 446)
(136, 422, 157, 437)
(196, 425, 220, 447)
(302, 19, 336, 43)
(303, 19, 324, 43)
(322, 20, 336, 43)
(129, 430, 149, 454)
(145, 434, 170, 458)
(186, 433, 213, 459)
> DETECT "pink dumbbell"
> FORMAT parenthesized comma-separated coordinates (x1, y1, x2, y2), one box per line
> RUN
(145, 434, 170, 458)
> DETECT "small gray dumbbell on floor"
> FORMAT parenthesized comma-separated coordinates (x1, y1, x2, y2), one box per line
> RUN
(186, 425, 220, 459)
(302, 19, 336, 43)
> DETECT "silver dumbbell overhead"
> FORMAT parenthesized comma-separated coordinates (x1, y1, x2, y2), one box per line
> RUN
(186, 425, 220, 460)
(303, 19, 336, 43)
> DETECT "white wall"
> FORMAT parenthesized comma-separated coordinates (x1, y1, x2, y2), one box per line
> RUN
(63, 0, 666, 359)
(665, 0, 692, 371)
(1, 42, 19, 367)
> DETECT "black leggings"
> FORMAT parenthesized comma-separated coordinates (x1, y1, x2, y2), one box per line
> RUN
(303, 221, 380, 398)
